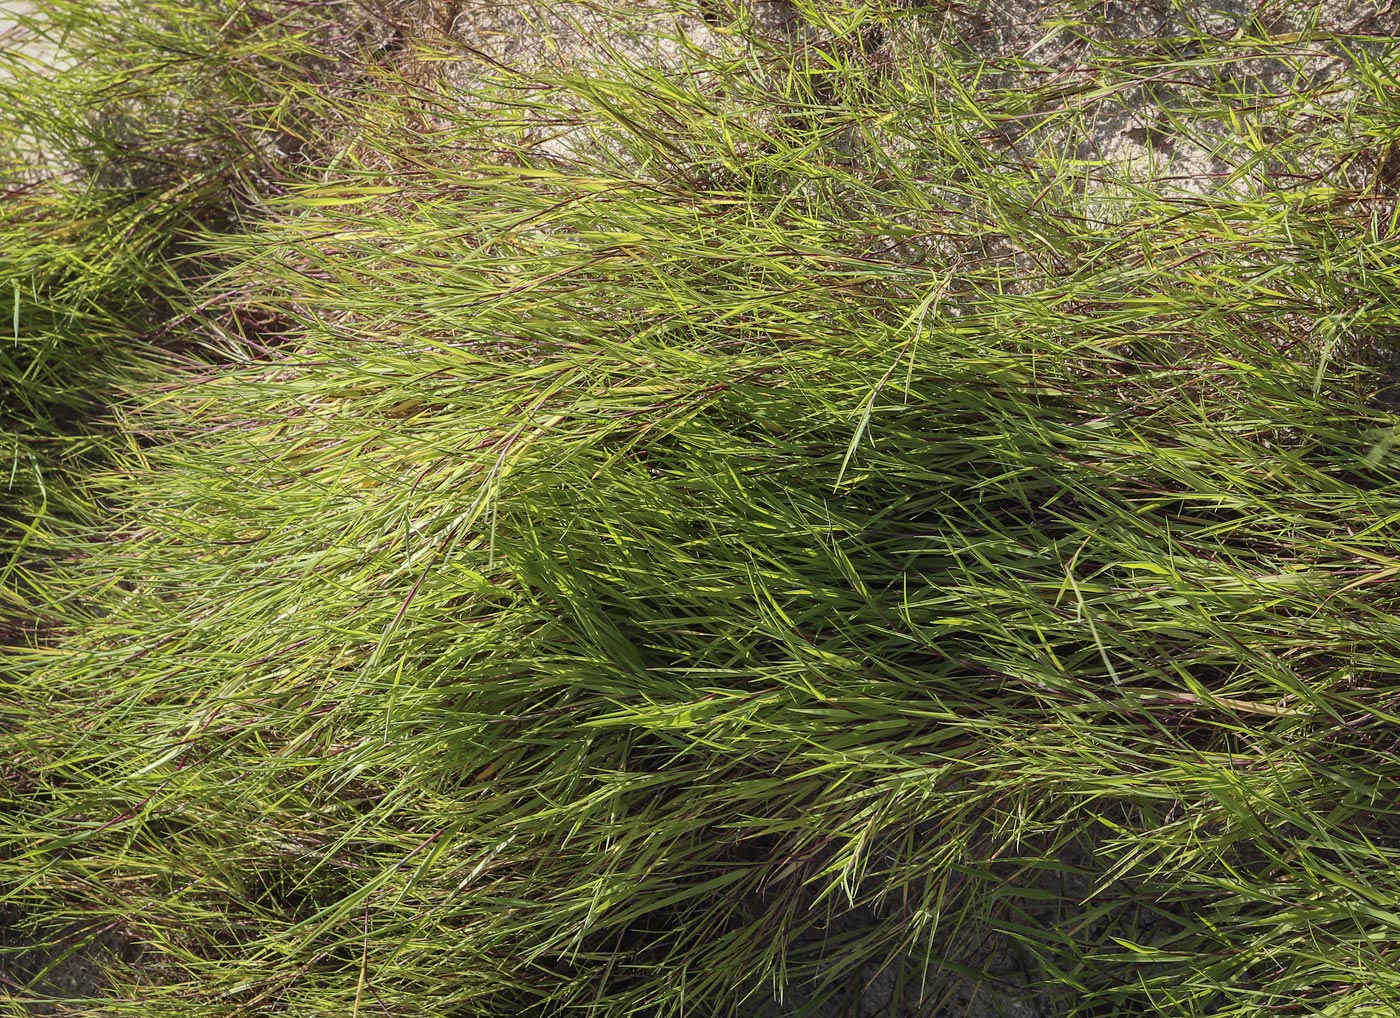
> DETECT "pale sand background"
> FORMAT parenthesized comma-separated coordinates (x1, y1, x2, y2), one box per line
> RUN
(0, 2, 56, 70)
(1, 0, 66, 175)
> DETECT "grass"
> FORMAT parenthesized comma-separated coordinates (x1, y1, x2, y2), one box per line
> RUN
(6, 0, 1400, 1015)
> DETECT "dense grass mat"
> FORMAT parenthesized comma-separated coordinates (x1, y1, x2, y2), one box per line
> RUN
(6, 1, 1400, 1015)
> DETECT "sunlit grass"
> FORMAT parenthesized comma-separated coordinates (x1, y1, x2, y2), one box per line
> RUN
(6, 1, 1400, 1016)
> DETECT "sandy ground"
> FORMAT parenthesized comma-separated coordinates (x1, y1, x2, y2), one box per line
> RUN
(408, 0, 1398, 197)
(0, 2, 57, 71)
(1, 0, 66, 174)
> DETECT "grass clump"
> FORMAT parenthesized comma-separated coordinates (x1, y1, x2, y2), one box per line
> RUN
(7, 1, 1400, 1016)
(0, 0, 393, 630)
